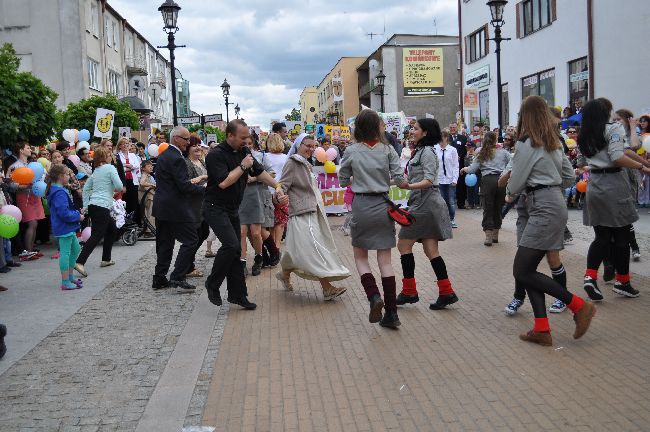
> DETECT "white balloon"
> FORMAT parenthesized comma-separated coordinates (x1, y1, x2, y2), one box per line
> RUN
(148, 144, 159, 158)
(62, 129, 75, 142)
(76, 141, 90, 151)
(642, 135, 650, 152)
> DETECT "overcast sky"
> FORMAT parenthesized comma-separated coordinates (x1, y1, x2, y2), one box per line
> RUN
(110, 0, 459, 127)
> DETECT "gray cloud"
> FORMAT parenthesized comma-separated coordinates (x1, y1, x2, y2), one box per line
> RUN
(110, 0, 459, 127)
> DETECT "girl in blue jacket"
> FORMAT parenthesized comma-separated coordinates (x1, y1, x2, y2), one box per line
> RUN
(47, 164, 85, 290)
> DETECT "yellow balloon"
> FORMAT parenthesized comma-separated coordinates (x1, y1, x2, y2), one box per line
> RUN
(324, 161, 337, 174)
(638, 148, 646, 155)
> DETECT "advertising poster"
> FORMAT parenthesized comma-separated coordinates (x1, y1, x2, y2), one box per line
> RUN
(463, 88, 479, 110)
(402, 47, 444, 97)
(316, 124, 326, 139)
(332, 76, 344, 102)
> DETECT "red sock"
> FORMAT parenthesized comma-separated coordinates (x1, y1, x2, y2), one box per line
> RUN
(567, 295, 585, 313)
(534, 317, 550, 333)
(437, 279, 454, 296)
(584, 268, 598, 280)
(615, 273, 631, 283)
(401, 278, 417, 296)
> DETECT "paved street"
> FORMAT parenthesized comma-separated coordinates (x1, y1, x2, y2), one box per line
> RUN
(0, 210, 649, 431)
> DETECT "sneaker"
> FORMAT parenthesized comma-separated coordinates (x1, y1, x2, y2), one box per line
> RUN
(100, 260, 115, 267)
(19, 250, 37, 261)
(583, 276, 603, 301)
(451, 220, 458, 229)
(603, 264, 615, 284)
(74, 263, 88, 277)
(573, 301, 596, 339)
(519, 330, 553, 346)
(504, 298, 524, 316)
(323, 286, 347, 301)
(430, 293, 459, 310)
(368, 294, 384, 323)
(379, 310, 401, 329)
(251, 255, 263, 276)
(563, 234, 573, 245)
(548, 299, 567, 313)
(612, 281, 640, 298)
(631, 249, 641, 262)
(60, 282, 79, 291)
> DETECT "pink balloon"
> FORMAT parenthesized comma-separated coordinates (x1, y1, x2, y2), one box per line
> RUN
(68, 155, 81, 168)
(314, 147, 327, 163)
(81, 227, 92, 242)
(326, 148, 337, 161)
(0, 205, 22, 223)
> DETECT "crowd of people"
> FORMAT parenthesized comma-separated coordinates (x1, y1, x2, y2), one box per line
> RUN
(1, 97, 648, 356)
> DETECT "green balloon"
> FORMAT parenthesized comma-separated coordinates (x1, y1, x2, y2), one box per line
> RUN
(0, 214, 19, 239)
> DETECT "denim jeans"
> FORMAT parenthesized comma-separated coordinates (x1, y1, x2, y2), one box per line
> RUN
(3, 238, 12, 264)
(439, 184, 457, 221)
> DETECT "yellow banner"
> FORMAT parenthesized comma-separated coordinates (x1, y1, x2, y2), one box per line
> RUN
(402, 47, 444, 97)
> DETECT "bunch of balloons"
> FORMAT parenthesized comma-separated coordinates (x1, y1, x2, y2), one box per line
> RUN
(62, 128, 91, 146)
(147, 143, 169, 158)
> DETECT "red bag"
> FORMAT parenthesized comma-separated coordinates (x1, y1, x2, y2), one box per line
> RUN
(383, 195, 415, 226)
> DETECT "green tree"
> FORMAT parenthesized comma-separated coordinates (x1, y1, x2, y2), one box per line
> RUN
(285, 108, 301, 121)
(0, 43, 58, 148)
(187, 124, 225, 142)
(57, 94, 140, 143)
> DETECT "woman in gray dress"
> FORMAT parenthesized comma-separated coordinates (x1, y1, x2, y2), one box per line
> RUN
(578, 99, 650, 301)
(506, 96, 595, 347)
(395, 118, 458, 310)
(339, 109, 408, 329)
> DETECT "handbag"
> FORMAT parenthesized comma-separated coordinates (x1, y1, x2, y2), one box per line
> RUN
(382, 194, 415, 226)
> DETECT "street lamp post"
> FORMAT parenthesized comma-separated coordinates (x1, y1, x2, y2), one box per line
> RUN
(234, 103, 240, 119)
(221, 78, 233, 123)
(375, 70, 386, 113)
(157, 0, 185, 126)
(487, 0, 510, 139)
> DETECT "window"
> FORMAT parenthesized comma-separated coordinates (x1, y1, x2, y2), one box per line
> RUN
(88, 58, 101, 91)
(112, 21, 119, 50)
(465, 25, 488, 63)
(107, 70, 121, 96)
(568, 57, 588, 106)
(105, 17, 112, 47)
(90, 2, 99, 37)
(517, 0, 555, 38)
(521, 69, 555, 106)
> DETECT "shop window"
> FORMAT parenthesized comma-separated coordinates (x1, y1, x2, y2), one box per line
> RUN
(568, 57, 588, 107)
(521, 69, 555, 106)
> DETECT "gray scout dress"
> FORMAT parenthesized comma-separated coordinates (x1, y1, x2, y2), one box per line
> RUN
(339, 142, 405, 250)
(398, 146, 452, 241)
(581, 123, 639, 227)
(239, 150, 275, 225)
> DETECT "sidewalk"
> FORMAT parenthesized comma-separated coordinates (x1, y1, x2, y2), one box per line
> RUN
(201, 211, 650, 431)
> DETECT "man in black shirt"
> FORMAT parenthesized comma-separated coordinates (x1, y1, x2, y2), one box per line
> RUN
(204, 120, 287, 309)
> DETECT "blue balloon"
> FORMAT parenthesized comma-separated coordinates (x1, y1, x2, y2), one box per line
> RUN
(465, 173, 478, 187)
(32, 180, 47, 197)
(27, 162, 45, 181)
(78, 129, 91, 142)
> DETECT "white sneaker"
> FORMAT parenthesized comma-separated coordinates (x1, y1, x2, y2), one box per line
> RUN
(632, 250, 641, 261)
(548, 299, 567, 313)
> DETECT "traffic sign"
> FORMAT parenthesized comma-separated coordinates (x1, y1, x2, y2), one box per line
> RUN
(178, 116, 201, 125)
(204, 114, 223, 122)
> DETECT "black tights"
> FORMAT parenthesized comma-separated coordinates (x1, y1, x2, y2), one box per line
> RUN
(513, 247, 573, 319)
(588, 225, 631, 276)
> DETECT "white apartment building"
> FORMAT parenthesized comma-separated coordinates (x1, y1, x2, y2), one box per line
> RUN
(0, 0, 175, 128)
(459, 0, 650, 129)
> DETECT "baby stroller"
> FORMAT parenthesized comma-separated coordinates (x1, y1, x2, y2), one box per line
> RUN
(112, 199, 139, 246)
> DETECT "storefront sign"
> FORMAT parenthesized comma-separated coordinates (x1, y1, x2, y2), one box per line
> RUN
(569, 71, 589, 82)
(464, 65, 490, 89)
(402, 47, 444, 97)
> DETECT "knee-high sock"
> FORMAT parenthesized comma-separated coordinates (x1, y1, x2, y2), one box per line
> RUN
(551, 264, 566, 291)
(431, 256, 454, 295)
(400, 253, 417, 295)
(360, 273, 380, 300)
(381, 276, 397, 312)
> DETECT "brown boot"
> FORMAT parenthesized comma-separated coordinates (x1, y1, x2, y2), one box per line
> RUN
(519, 330, 553, 346)
(492, 229, 499, 243)
(573, 301, 596, 339)
(484, 230, 493, 246)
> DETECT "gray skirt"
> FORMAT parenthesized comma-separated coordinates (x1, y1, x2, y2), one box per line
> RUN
(239, 184, 265, 225)
(518, 187, 567, 251)
(350, 194, 396, 250)
(262, 189, 275, 228)
(399, 187, 452, 241)
(583, 171, 638, 227)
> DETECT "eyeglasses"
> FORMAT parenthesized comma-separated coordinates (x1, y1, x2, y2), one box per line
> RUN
(567, 130, 577, 134)
(178, 136, 191, 142)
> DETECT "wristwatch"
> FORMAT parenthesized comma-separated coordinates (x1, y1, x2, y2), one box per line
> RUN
(239, 163, 248, 171)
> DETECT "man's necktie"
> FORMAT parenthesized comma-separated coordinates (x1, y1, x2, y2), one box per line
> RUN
(442, 148, 447, 176)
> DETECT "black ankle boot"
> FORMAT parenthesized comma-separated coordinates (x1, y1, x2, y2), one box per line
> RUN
(379, 310, 401, 329)
(429, 293, 459, 310)
(368, 293, 384, 323)
(396, 293, 419, 305)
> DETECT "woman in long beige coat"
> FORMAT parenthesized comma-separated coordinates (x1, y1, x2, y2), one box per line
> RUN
(274, 135, 350, 300)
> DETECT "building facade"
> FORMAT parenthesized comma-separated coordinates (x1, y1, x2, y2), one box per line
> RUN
(299, 86, 318, 126)
(0, 0, 179, 128)
(316, 57, 365, 125)
(357, 34, 461, 126)
(459, 0, 650, 129)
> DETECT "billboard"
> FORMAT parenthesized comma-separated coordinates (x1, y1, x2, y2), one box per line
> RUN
(402, 47, 444, 97)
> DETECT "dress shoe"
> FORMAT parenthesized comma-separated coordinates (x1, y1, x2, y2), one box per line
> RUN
(0, 285, 8, 292)
(6, 261, 21, 267)
(74, 263, 88, 277)
(207, 287, 222, 306)
(100, 260, 115, 267)
(251, 255, 263, 276)
(170, 279, 196, 291)
(429, 293, 459, 310)
(368, 294, 384, 323)
(519, 330, 552, 346)
(379, 310, 401, 329)
(228, 297, 257, 310)
(152, 276, 170, 290)
(573, 301, 596, 339)
(396, 293, 419, 305)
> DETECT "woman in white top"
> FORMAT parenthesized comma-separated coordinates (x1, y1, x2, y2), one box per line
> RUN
(116, 137, 140, 222)
(265, 133, 289, 252)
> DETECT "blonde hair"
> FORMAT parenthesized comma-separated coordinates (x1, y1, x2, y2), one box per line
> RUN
(267, 133, 285, 153)
(516, 96, 561, 152)
(93, 146, 112, 165)
(117, 137, 130, 151)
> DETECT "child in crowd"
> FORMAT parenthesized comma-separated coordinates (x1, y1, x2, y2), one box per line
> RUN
(138, 160, 156, 235)
(46, 164, 84, 290)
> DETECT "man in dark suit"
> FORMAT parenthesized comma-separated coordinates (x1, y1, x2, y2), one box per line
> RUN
(449, 123, 468, 209)
(152, 126, 205, 290)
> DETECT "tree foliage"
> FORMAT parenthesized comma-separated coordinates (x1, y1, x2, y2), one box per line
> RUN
(56, 94, 140, 143)
(285, 108, 301, 121)
(187, 124, 225, 143)
(0, 43, 58, 148)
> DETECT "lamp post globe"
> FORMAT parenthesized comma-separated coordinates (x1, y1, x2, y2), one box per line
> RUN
(487, 0, 508, 24)
(158, 0, 181, 32)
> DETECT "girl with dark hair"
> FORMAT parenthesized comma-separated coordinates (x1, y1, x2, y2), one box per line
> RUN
(461, 131, 511, 246)
(339, 109, 408, 329)
(506, 96, 593, 346)
(395, 118, 458, 310)
(578, 99, 650, 301)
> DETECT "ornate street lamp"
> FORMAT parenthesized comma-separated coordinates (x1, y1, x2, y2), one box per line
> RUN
(157, 0, 184, 126)
(221, 78, 233, 123)
(487, 0, 510, 138)
(234, 103, 240, 119)
(375, 70, 386, 113)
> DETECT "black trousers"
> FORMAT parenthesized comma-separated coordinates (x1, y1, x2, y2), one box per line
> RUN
(480, 174, 506, 231)
(456, 173, 467, 209)
(124, 178, 140, 223)
(203, 202, 247, 300)
(189, 220, 211, 272)
(77, 205, 116, 264)
(154, 219, 198, 281)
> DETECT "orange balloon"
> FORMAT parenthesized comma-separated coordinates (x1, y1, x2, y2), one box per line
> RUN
(576, 180, 588, 193)
(11, 167, 35, 185)
(88, 150, 95, 158)
(158, 142, 169, 154)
